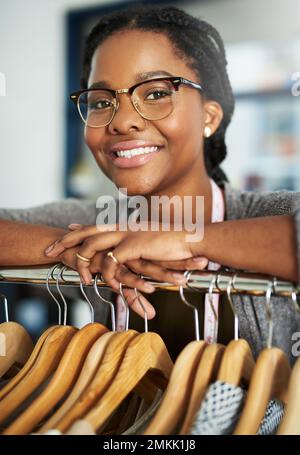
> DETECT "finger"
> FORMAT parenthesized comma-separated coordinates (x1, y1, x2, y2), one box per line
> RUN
(75, 231, 126, 284)
(126, 259, 187, 285)
(122, 288, 156, 320)
(151, 256, 209, 270)
(45, 224, 119, 257)
(102, 264, 155, 293)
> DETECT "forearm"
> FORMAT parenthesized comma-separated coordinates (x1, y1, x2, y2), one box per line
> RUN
(0, 220, 67, 266)
(193, 215, 299, 283)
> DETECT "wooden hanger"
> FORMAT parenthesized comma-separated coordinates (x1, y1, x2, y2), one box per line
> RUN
(0, 324, 76, 428)
(143, 339, 205, 435)
(0, 265, 77, 430)
(83, 330, 173, 433)
(277, 357, 300, 434)
(38, 330, 117, 433)
(0, 294, 33, 378)
(233, 347, 290, 435)
(217, 273, 255, 386)
(0, 321, 33, 379)
(3, 322, 108, 435)
(0, 264, 71, 400)
(179, 343, 225, 434)
(54, 282, 162, 433)
(234, 280, 291, 435)
(217, 338, 255, 385)
(142, 274, 211, 435)
(277, 289, 300, 435)
(54, 329, 140, 432)
(0, 326, 57, 400)
(180, 273, 254, 435)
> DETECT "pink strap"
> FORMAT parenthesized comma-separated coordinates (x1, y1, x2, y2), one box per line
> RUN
(203, 179, 225, 343)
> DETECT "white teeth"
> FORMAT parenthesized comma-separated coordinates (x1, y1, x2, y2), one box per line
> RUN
(115, 146, 158, 158)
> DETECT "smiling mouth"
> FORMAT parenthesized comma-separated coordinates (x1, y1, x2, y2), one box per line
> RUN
(110, 146, 160, 159)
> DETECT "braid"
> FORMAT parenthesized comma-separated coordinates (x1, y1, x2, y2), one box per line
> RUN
(81, 5, 235, 185)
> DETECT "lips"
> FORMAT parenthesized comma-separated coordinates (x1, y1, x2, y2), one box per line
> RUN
(107, 140, 163, 169)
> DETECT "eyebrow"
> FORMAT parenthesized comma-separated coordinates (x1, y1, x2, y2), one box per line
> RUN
(88, 70, 174, 90)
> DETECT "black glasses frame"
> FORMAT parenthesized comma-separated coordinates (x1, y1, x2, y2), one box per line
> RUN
(70, 76, 204, 104)
(70, 76, 205, 126)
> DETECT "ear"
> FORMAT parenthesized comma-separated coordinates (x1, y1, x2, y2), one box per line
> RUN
(203, 101, 224, 137)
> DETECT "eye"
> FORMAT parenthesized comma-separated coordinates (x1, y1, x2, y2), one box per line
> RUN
(145, 89, 173, 100)
(89, 99, 113, 110)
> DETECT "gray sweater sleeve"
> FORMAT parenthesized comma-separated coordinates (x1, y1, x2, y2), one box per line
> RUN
(0, 198, 97, 229)
(292, 195, 300, 286)
(224, 183, 300, 286)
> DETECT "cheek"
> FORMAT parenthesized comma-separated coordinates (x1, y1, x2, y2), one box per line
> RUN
(158, 100, 204, 152)
(84, 127, 105, 155)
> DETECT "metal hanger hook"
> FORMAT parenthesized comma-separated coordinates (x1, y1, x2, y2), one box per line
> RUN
(219, 272, 239, 341)
(79, 280, 95, 323)
(119, 282, 130, 331)
(93, 274, 116, 331)
(265, 277, 276, 349)
(46, 263, 62, 325)
(55, 265, 68, 326)
(179, 270, 200, 341)
(291, 285, 300, 314)
(0, 293, 9, 322)
(134, 287, 148, 333)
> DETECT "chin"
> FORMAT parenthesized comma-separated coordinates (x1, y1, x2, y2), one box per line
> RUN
(113, 180, 157, 197)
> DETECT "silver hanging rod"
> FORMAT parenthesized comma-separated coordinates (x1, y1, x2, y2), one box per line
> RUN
(0, 265, 299, 297)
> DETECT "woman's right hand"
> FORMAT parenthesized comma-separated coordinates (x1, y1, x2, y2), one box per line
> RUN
(58, 245, 208, 320)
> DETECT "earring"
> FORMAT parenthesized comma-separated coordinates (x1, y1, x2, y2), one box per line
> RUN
(204, 126, 212, 138)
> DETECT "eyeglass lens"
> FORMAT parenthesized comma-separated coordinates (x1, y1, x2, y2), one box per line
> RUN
(78, 79, 176, 127)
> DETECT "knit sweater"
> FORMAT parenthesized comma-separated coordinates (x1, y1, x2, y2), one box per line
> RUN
(0, 182, 299, 362)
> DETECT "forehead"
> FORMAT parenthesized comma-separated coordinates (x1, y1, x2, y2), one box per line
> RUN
(88, 29, 197, 88)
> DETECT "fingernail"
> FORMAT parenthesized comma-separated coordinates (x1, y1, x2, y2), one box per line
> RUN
(172, 273, 187, 282)
(68, 223, 82, 230)
(144, 283, 155, 292)
(45, 244, 55, 254)
(193, 256, 207, 265)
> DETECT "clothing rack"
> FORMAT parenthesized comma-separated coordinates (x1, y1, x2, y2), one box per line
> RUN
(0, 265, 299, 297)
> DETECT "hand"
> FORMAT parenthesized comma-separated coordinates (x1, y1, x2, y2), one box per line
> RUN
(46, 224, 207, 292)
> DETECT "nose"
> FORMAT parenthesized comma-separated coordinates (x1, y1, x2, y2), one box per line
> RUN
(108, 93, 146, 134)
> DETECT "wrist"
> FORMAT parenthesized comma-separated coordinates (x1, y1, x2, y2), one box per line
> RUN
(185, 224, 208, 257)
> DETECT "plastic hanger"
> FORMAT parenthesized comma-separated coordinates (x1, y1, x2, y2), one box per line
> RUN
(38, 275, 118, 432)
(3, 267, 108, 435)
(234, 278, 291, 435)
(0, 265, 63, 400)
(143, 271, 207, 435)
(277, 287, 300, 435)
(179, 271, 228, 434)
(0, 293, 33, 379)
(54, 281, 141, 433)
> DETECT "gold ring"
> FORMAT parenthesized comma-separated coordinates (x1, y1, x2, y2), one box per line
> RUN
(107, 251, 119, 265)
(76, 252, 91, 263)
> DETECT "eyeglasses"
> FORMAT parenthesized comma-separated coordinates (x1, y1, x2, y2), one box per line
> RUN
(70, 76, 204, 128)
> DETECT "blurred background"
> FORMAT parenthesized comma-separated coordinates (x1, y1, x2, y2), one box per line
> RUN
(0, 0, 300, 334)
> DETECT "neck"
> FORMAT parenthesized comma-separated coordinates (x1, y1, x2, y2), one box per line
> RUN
(145, 167, 214, 227)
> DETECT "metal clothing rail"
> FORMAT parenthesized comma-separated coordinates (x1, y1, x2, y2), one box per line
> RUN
(0, 265, 299, 297)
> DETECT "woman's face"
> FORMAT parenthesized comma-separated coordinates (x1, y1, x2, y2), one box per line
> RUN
(85, 29, 221, 196)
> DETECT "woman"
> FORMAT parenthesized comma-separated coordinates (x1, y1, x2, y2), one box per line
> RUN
(0, 6, 299, 360)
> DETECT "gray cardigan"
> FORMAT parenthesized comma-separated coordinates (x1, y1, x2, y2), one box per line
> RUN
(0, 182, 300, 362)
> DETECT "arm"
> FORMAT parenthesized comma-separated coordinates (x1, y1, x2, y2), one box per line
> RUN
(0, 198, 97, 266)
(191, 214, 299, 284)
(0, 220, 67, 266)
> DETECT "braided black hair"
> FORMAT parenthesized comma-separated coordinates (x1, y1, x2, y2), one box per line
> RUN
(81, 5, 235, 186)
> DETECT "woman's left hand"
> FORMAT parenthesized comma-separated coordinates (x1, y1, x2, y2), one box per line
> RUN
(45, 224, 208, 292)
